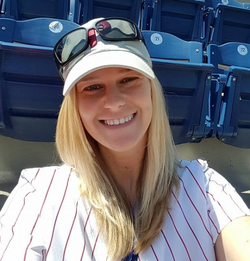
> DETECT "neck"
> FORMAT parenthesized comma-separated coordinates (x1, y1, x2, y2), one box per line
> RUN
(98, 140, 147, 203)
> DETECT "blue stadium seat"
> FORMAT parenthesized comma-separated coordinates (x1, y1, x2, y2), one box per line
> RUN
(207, 42, 250, 148)
(0, 0, 80, 22)
(0, 18, 79, 142)
(205, 0, 250, 45)
(149, 0, 205, 41)
(140, 0, 153, 30)
(79, 0, 143, 25)
(0, 18, 79, 46)
(143, 31, 213, 144)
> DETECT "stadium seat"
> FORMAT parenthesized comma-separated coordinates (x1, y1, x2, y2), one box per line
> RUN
(79, 0, 143, 25)
(0, 18, 79, 142)
(0, 18, 79, 46)
(0, 0, 80, 22)
(143, 31, 214, 144)
(207, 42, 250, 148)
(149, 0, 205, 41)
(140, 0, 153, 30)
(205, 0, 250, 45)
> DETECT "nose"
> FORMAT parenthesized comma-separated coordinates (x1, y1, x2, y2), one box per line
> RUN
(103, 84, 125, 110)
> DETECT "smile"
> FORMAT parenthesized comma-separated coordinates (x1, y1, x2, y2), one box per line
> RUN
(102, 113, 136, 126)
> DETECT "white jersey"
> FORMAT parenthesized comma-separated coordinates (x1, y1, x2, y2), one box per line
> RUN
(0, 160, 249, 261)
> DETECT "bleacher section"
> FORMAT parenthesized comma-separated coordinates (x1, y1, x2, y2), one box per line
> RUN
(0, 0, 250, 147)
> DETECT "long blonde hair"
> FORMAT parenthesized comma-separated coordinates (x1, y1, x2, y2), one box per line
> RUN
(56, 76, 179, 260)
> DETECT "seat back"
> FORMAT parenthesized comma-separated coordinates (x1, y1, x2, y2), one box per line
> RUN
(205, 0, 250, 9)
(150, 0, 205, 41)
(143, 30, 203, 62)
(1, 0, 72, 20)
(207, 42, 250, 72)
(80, 0, 142, 25)
(205, 0, 250, 44)
(0, 18, 79, 46)
(207, 42, 250, 147)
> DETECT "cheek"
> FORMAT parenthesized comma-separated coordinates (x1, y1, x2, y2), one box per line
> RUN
(134, 80, 152, 101)
(140, 83, 153, 111)
(77, 98, 95, 127)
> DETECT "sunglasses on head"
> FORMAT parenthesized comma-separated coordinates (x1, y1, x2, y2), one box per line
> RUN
(53, 18, 145, 77)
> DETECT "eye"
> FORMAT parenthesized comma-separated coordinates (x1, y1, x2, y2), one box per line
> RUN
(121, 77, 137, 84)
(84, 84, 102, 91)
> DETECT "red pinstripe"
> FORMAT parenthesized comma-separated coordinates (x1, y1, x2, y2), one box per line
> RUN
(207, 191, 232, 221)
(186, 166, 206, 200)
(161, 230, 176, 261)
(178, 177, 212, 238)
(80, 207, 93, 260)
(0, 169, 38, 220)
(46, 171, 72, 257)
(207, 210, 220, 235)
(150, 245, 159, 261)
(24, 169, 58, 260)
(196, 159, 203, 167)
(0, 169, 41, 261)
(24, 236, 33, 261)
(62, 199, 79, 261)
(172, 191, 210, 260)
(42, 249, 46, 261)
(209, 179, 248, 215)
(91, 233, 99, 260)
(167, 210, 192, 261)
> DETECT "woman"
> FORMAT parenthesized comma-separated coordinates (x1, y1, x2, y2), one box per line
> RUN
(0, 17, 249, 261)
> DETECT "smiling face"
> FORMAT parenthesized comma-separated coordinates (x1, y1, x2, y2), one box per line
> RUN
(75, 67, 153, 154)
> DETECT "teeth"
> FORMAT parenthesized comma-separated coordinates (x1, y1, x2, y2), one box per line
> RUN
(103, 114, 135, 126)
(119, 118, 125, 124)
(114, 119, 119, 125)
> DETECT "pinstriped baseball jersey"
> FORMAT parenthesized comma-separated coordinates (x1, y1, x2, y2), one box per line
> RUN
(0, 160, 249, 261)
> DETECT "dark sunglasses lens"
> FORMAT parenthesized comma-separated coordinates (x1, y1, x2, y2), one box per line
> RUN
(96, 19, 137, 39)
(55, 28, 88, 64)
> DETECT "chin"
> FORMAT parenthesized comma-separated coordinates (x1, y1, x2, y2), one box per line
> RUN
(104, 137, 146, 154)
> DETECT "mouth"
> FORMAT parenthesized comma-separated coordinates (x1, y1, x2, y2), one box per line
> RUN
(100, 113, 136, 126)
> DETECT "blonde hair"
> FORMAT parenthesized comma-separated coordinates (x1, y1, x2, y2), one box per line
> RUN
(56, 76, 179, 260)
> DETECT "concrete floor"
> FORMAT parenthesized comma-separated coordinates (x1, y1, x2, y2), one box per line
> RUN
(0, 135, 249, 208)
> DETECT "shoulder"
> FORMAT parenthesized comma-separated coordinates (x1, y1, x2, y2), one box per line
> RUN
(175, 159, 250, 241)
(19, 164, 79, 191)
(177, 159, 229, 193)
(0, 165, 81, 230)
(20, 164, 76, 181)
(176, 159, 209, 193)
(18, 165, 81, 205)
(176, 158, 250, 216)
(2, 165, 81, 216)
(178, 158, 209, 178)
